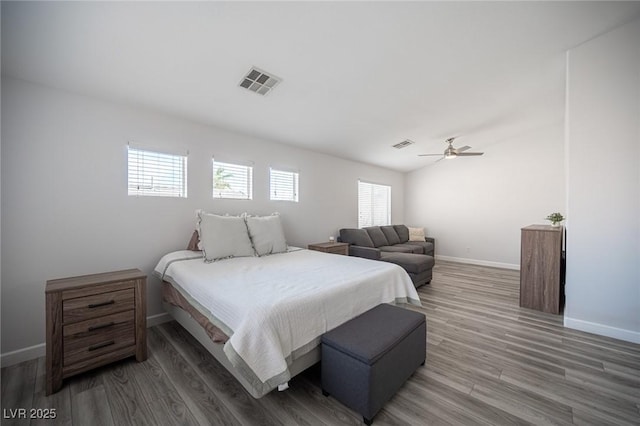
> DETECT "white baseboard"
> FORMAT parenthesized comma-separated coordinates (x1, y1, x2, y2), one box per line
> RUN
(0, 343, 45, 369)
(147, 312, 172, 327)
(564, 317, 640, 344)
(436, 255, 520, 271)
(1, 312, 174, 368)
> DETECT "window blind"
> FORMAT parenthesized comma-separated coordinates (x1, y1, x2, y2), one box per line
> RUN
(270, 168, 299, 202)
(212, 160, 253, 200)
(358, 180, 391, 228)
(128, 147, 187, 197)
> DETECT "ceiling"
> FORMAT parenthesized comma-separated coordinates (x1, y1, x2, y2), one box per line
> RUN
(3, 1, 640, 172)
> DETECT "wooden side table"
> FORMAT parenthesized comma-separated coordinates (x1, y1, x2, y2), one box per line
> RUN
(308, 242, 350, 256)
(45, 269, 147, 395)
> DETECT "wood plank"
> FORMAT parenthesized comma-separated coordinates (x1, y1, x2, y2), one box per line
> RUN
(285, 372, 363, 425)
(32, 357, 72, 426)
(0, 359, 38, 426)
(100, 360, 158, 426)
(123, 350, 199, 426)
(157, 321, 285, 426)
(67, 367, 105, 397)
(500, 365, 640, 425)
(565, 367, 640, 404)
(71, 385, 115, 426)
(401, 372, 526, 425)
(146, 327, 241, 425)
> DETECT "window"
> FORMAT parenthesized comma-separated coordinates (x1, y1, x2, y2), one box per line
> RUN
(128, 146, 187, 197)
(358, 180, 391, 228)
(212, 160, 253, 200)
(270, 168, 299, 202)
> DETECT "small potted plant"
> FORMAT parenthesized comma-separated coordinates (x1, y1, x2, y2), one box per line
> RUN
(545, 212, 565, 227)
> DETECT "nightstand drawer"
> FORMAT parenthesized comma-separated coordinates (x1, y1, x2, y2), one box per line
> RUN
(63, 309, 134, 337)
(63, 288, 134, 323)
(63, 312, 135, 366)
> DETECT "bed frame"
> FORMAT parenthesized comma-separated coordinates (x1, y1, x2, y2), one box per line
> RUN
(163, 301, 321, 398)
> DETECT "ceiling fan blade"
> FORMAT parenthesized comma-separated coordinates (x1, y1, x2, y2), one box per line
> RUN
(418, 153, 443, 157)
(455, 145, 472, 153)
(456, 152, 484, 156)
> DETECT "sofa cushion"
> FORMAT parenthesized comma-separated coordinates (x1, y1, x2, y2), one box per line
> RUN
(364, 227, 389, 248)
(380, 253, 435, 274)
(405, 241, 434, 255)
(393, 243, 424, 254)
(340, 228, 374, 248)
(380, 226, 401, 245)
(378, 245, 414, 253)
(394, 225, 410, 243)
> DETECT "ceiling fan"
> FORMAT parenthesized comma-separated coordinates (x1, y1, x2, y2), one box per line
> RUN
(418, 137, 484, 160)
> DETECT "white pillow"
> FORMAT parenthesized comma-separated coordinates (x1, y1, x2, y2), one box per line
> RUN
(408, 227, 426, 242)
(245, 214, 288, 256)
(197, 211, 255, 262)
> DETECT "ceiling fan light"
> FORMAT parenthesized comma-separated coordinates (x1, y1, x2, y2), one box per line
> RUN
(444, 147, 457, 159)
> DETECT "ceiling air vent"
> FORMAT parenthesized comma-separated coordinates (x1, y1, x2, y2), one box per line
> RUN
(392, 139, 415, 149)
(239, 67, 281, 96)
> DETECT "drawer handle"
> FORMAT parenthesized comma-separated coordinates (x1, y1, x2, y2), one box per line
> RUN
(88, 341, 115, 351)
(88, 300, 115, 309)
(88, 322, 115, 332)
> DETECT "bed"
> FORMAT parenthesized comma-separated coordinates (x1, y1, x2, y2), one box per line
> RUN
(154, 246, 421, 398)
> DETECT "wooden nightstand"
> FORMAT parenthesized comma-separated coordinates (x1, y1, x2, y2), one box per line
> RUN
(308, 242, 350, 256)
(45, 269, 147, 395)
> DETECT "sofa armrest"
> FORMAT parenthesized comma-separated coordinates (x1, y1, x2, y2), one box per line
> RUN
(424, 237, 436, 256)
(349, 245, 382, 260)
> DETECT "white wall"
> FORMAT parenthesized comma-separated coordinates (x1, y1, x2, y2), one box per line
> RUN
(0, 77, 404, 362)
(564, 18, 640, 343)
(405, 123, 565, 269)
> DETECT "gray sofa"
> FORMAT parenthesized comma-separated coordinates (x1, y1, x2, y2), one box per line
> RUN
(339, 225, 435, 288)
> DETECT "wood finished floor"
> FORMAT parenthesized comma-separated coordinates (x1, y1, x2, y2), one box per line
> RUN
(2, 261, 639, 425)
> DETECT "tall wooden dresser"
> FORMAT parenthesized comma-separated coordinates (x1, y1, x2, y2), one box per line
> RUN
(520, 225, 564, 314)
(45, 269, 147, 395)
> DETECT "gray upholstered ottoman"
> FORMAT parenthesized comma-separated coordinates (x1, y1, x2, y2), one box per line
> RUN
(321, 304, 426, 425)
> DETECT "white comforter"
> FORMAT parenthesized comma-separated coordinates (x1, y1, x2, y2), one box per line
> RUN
(154, 248, 421, 394)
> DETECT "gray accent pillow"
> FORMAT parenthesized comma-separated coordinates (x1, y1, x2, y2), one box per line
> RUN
(197, 211, 255, 262)
(394, 225, 410, 243)
(380, 226, 401, 245)
(245, 214, 288, 256)
(364, 227, 389, 248)
(339, 229, 374, 248)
